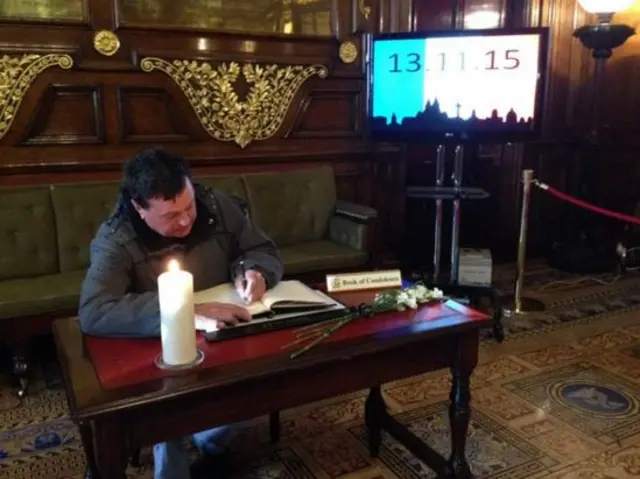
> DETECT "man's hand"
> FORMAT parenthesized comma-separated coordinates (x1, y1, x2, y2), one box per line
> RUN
(194, 302, 250, 328)
(235, 269, 266, 304)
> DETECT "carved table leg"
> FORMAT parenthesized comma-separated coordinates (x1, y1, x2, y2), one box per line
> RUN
(269, 411, 281, 444)
(365, 386, 386, 457)
(90, 420, 128, 479)
(446, 339, 476, 478)
(78, 421, 100, 479)
(490, 289, 505, 343)
(492, 319, 505, 343)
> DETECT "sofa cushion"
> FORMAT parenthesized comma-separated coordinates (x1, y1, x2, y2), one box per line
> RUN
(242, 165, 337, 247)
(50, 182, 119, 272)
(280, 240, 368, 276)
(0, 186, 58, 280)
(0, 269, 85, 319)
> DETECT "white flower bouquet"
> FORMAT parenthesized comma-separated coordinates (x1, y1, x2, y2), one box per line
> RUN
(373, 283, 445, 312)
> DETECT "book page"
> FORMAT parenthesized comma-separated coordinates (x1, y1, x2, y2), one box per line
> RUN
(196, 301, 348, 332)
(261, 280, 338, 309)
(195, 314, 219, 332)
(194, 284, 347, 333)
(193, 283, 269, 316)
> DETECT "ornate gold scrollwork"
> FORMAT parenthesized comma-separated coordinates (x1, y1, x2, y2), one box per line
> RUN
(0, 53, 73, 140)
(358, 0, 371, 19)
(140, 58, 328, 148)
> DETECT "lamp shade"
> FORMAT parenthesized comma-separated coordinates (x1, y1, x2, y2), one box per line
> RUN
(577, 0, 634, 14)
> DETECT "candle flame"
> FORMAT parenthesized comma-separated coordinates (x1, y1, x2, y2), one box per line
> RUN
(167, 259, 180, 272)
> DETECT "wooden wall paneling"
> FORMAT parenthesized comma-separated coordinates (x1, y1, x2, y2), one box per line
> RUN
(333, 159, 371, 204)
(0, 18, 349, 165)
(0, 0, 411, 265)
(532, 0, 590, 137)
(22, 84, 105, 146)
(378, 0, 393, 33)
(287, 85, 362, 139)
(397, 0, 414, 32)
(585, 4, 640, 226)
(116, 86, 194, 144)
(0, 46, 78, 146)
(413, 0, 508, 30)
(332, 0, 351, 39)
(518, 0, 640, 254)
(600, 6, 640, 137)
(504, 0, 528, 27)
(369, 147, 406, 266)
(413, 0, 456, 30)
(352, 0, 373, 33)
(351, 0, 413, 34)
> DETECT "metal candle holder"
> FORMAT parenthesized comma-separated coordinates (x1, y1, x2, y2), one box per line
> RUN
(154, 348, 206, 371)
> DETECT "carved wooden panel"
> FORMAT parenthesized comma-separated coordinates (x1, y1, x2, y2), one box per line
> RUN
(288, 88, 361, 138)
(0, 53, 75, 143)
(23, 85, 104, 145)
(413, 0, 456, 30)
(0, 0, 412, 265)
(117, 86, 192, 143)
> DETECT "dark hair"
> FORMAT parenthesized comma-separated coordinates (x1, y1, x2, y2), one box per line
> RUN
(121, 148, 192, 209)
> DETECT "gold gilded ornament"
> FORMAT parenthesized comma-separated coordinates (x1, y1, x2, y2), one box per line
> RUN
(93, 30, 120, 56)
(0, 53, 73, 140)
(339, 41, 358, 64)
(140, 58, 328, 148)
(358, 0, 371, 19)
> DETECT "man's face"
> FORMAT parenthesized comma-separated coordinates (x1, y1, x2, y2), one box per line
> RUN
(132, 179, 197, 238)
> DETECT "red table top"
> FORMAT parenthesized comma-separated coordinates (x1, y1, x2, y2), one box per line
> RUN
(84, 300, 489, 390)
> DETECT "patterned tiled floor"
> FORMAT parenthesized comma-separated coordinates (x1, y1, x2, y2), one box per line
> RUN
(2, 261, 640, 478)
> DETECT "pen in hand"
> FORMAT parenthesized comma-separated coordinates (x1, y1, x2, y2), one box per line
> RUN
(238, 261, 250, 304)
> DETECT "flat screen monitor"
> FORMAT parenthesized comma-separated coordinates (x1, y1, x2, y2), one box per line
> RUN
(366, 27, 549, 142)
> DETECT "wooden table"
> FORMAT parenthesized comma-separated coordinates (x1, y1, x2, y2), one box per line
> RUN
(53, 290, 491, 478)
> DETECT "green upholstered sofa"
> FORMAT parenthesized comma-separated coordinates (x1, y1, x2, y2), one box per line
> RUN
(0, 164, 377, 396)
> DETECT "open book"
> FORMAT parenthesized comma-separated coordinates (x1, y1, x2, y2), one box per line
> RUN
(193, 280, 346, 330)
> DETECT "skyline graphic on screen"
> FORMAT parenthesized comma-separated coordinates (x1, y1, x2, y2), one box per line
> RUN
(370, 33, 543, 137)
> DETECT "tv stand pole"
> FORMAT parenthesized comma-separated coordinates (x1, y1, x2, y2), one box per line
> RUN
(450, 144, 464, 283)
(432, 145, 446, 282)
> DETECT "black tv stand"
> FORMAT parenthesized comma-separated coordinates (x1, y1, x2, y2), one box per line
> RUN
(405, 144, 504, 342)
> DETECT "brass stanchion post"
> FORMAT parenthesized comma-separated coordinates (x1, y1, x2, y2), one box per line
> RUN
(504, 169, 545, 315)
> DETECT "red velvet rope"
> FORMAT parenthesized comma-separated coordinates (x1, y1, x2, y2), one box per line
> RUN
(536, 182, 640, 226)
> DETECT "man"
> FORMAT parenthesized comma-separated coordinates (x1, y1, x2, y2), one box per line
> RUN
(79, 147, 283, 479)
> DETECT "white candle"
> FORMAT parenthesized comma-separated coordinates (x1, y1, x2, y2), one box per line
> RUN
(158, 259, 197, 366)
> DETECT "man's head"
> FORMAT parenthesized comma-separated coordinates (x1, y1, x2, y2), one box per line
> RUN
(122, 148, 196, 238)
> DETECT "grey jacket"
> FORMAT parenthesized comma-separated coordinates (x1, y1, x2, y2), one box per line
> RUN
(78, 184, 283, 338)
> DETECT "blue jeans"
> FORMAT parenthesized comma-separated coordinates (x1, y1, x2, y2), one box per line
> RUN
(153, 425, 231, 479)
